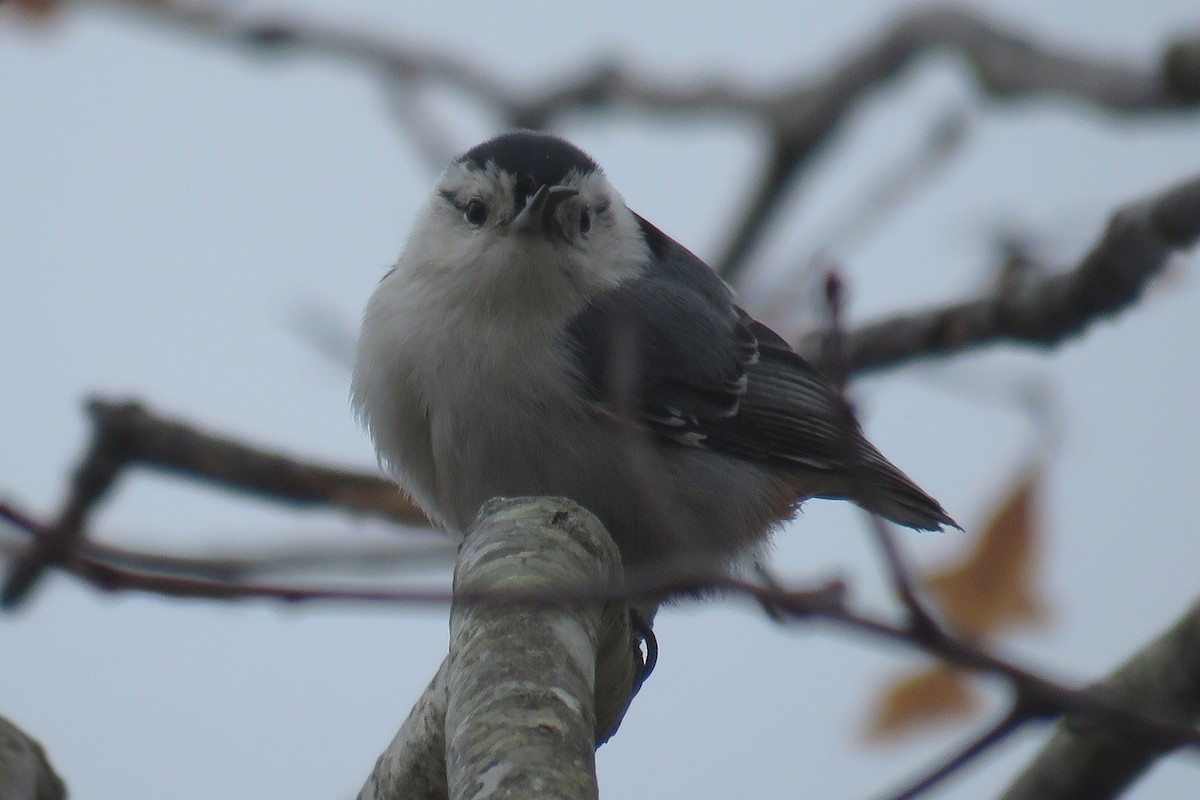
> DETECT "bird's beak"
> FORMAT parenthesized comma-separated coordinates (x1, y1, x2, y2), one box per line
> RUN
(510, 184, 578, 234)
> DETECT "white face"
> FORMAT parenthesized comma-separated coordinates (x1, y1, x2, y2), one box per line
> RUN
(397, 158, 652, 318)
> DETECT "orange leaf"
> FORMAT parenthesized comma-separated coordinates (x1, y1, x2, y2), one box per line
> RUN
(925, 463, 1050, 638)
(863, 664, 979, 742)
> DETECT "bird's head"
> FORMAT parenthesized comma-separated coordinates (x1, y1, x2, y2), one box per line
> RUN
(398, 131, 651, 313)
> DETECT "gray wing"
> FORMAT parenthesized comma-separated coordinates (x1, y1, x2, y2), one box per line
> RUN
(563, 214, 956, 530)
(564, 214, 855, 470)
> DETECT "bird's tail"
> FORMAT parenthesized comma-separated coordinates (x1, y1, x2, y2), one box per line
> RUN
(847, 441, 958, 531)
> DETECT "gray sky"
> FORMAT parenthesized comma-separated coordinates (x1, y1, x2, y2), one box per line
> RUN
(3, 1, 1199, 797)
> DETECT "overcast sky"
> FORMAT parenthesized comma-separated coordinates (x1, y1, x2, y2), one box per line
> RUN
(3, 1, 1200, 798)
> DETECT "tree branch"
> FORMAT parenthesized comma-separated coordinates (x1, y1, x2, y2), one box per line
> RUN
(358, 497, 638, 800)
(0, 531, 456, 583)
(1, 501, 448, 607)
(7, 491, 1200, 794)
(881, 710, 1023, 800)
(0, 715, 66, 800)
(1, 397, 426, 607)
(799, 172, 1200, 375)
(357, 662, 451, 800)
(77, 1, 1200, 279)
(999, 598, 1200, 800)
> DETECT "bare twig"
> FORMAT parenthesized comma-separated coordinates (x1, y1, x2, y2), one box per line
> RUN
(0, 499, 800, 612)
(799, 172, 1200, 375)
(822, 269, 947, 638)
(1, 535, 457, 583)
(751, 104, 972, 330)
(5, 496, 1200, 771)
(877, 710, 1023, 800)
(863, 512, 946, 639)
(824, 264, 1082, 797)
(824, 269, 1006, 797)
(1, 397, 428, 607)
(712, 6, 1200, 279)
(0, 501, 448, 606)
(69, 398, 424, 522)
(820, 107, 971, 257)
(4, 523, 442, 587)
(77, 1, 1200, 279)
(829, 606, 1200, 752)
(379, 80, 463, 172)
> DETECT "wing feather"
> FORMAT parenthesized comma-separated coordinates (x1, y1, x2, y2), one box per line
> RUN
(563, 212, 955, 530)
(566, 214, 852, 469)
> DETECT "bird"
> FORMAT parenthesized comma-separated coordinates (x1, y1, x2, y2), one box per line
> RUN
(352, 130, 955, 572)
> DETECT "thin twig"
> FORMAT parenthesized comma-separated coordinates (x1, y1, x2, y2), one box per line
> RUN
(4, 497, 1200, 760)
(823, 265, 1037, 796)
(62, 538, 454, 582)
(877, 710, 1025, 800)
(829, 606, 1200, 751)
(0, 501, 452, 606)
(823, 269, 948, 635)
(752, 105, 971, 331)
(863, 511, 946, 638)
(711, 4, 1200, 278)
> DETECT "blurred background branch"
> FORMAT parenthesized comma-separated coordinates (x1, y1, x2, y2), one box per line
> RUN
(47, 0, 1200, 280)
(4, 2, 1200, 799)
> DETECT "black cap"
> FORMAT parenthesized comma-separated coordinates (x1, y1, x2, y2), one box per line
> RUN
(459, 131, 599, 203)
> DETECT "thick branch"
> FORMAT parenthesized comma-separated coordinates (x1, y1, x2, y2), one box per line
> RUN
(0, 715, 67, 800)
(799, 172, 1200, 374)
(358, 663, 451, 800)
(358, 497, 638, 800)
(999, 598, 1200, 800)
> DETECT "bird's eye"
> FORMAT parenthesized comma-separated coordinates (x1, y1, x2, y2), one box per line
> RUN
(579, 208, 592, 234)
(463, 199, 488, 227)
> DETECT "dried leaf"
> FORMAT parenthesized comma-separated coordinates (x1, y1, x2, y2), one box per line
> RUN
(863, 664, 979, 742)
(925, 463, 1050, 638)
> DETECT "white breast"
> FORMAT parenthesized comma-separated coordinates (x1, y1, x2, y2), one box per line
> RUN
(352, 252, 592, 532)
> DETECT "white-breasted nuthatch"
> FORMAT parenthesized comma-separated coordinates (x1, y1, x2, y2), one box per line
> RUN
(352, 131, 955, 570)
